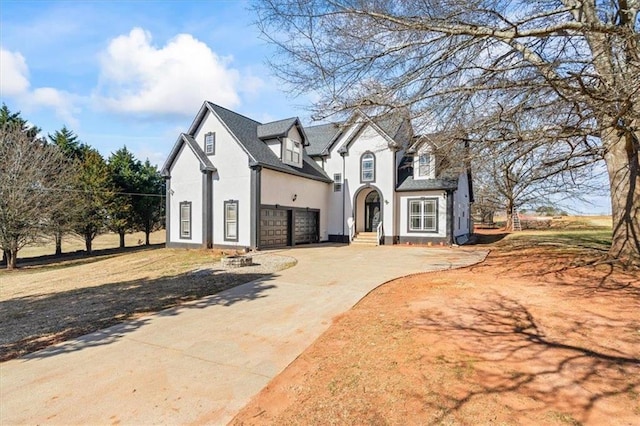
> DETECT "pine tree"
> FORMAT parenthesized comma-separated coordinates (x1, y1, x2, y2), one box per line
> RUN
(72, 147, 113, 254)
(107, 147, 141, 248)
(134, 160, 164, 245)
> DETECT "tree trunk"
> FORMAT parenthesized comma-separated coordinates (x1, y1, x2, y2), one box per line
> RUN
(505, 200, 515, 232)
(7, 248, 17, 270)
(602, 126, 640, 266)
(85, 234, 93, 254)
(55, 231, 62, 255)
(145, 229, 150, 246)
(119, 231, 125, 249)
(2, 249, 7, 266)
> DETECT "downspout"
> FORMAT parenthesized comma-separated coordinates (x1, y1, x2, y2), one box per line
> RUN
(342, 152, 346, 240)
(203, 171, 213, 249)
(392, 149, 399, 245)
(250, 165, 262, 250)
(164, 177, 170, 246)
(447, 190, 455, 245)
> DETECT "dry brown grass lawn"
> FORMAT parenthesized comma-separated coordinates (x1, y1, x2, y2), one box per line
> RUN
(0, 232, 284, 361)
(233, 220, 640, 425)
(16, 230, 166, 259)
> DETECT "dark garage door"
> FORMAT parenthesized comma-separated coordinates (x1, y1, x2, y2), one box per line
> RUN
(260, 208, 289, 248)
(294, 210, 319, 244)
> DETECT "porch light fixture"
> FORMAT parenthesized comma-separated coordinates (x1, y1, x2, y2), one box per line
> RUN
(292, 194, 297, 201)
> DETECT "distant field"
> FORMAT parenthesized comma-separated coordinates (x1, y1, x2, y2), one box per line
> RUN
(491, 214, 612, 230)
(17, 230, 166, 259)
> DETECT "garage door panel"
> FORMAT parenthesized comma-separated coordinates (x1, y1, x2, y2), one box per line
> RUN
(294, 211, 319, 244)
(260, 208, 288, 248)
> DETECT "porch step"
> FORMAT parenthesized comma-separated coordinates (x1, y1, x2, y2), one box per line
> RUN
(351, 232, 379, 246)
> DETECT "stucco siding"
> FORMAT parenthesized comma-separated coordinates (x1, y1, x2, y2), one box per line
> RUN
(193, 111, 253, 247)
(168, 144, 204, 244)
(327, 124, 396, 237)
(261, 168, 330, 241)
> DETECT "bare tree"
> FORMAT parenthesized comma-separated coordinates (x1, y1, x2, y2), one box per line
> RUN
(0, 122, 73, 269)
(255, 0, 639, 265)
(473, 104, 605, 230)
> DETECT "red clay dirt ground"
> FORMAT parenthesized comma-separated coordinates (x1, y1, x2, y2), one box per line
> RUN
(232, 229, 640, 425)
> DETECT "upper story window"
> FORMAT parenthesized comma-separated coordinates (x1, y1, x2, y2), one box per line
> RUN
(333, 173, 342, 192)
(413, 148, 434, 180)
(204, 132, 215, 155)
(284, 137, 301, 166)
(361, 152, 375, 183)
(418, 153, 431, 177)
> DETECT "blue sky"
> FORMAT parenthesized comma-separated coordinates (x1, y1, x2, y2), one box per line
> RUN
(0, 0, 611, 214)
(0, 0, 306, 167)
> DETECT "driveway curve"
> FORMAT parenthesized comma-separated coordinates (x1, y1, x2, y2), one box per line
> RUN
(1, 245, 487, 425)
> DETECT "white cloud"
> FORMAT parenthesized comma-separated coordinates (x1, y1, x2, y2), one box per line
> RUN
(0, 47, 79, 126)
(0, 48, 30, 96)
(27, 87, 79, 127)
(95, 28, 254, 117)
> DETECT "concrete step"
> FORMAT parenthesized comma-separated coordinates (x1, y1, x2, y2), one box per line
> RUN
(351, 232, 379, 246)
(351, 240, 378, 246)
(353, 236, 378, 241)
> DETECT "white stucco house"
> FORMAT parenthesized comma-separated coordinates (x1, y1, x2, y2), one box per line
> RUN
(161, 101, 473, 250)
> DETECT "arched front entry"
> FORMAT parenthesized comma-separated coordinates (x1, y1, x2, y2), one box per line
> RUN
(354, 186, 383, 233)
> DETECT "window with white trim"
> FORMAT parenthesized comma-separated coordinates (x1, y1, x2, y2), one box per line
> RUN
(284, 138, 301, 166)
(361, 152, 375, 182)
(179, 201, 192, 239)
(408, 198, 438, 232)
(224, 200, 238, 241)
(204, 132, 215, 155)
(417, 153, 431, 177)
(333, 173, 342, 192)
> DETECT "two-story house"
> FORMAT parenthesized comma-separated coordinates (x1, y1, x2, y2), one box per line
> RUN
(161, 101, 473, 249)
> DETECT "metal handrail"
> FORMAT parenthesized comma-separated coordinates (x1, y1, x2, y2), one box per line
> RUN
(376, 221, 383, 246)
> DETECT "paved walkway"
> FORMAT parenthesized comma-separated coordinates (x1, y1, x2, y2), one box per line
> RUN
(1, 245, 487, 425)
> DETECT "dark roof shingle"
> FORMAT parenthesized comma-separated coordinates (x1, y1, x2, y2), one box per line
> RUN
(305, 122, 342, 156)
(257, 118, 298, 139)
(207, 103, 331, 182)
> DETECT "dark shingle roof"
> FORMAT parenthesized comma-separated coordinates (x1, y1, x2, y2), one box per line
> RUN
(396, 175, 459, 192)
(161, 133, 216, 176)
(305, 123, 342, 156)
(257, 117, 298, 139)
(206, 103, 331, 182)
(376, 114, 406, 143)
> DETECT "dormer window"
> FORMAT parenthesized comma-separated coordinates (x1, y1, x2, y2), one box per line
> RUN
(418, 153, 430, 177)
(284, 137, 302, 166)
(414, 150, 433, 180)
(204, 132, 215, 155)
(361, 152, 375, 183)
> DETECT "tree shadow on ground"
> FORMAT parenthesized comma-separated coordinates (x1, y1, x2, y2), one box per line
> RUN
(466, 231, 639, 299)
(469, 231, 509, 245)
(0, 243, 166, 272)
(0, 268, 276, 361)
(408, 293, 640, 424)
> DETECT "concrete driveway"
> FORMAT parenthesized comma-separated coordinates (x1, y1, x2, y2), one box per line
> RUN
(0, 244, 487, 425)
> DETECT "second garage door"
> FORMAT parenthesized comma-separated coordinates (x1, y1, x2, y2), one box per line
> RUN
(294, 210, 319, 244)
